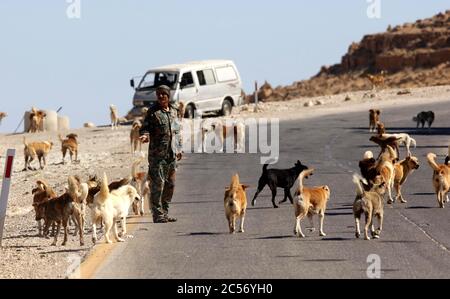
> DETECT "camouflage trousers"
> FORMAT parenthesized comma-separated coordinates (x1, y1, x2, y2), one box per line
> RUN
(148, 158, 177, 221)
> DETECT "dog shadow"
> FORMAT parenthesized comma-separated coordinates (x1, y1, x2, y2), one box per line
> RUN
(41, 248, 89, 254)
(406, 206, 434, 210)
(255, 235, 293, 240)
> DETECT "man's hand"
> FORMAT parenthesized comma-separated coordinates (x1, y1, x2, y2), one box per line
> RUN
(176, 153, 182, 161)
(139, 134, 149, 143)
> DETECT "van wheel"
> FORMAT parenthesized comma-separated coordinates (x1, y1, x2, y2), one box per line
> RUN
(221, 99, 232, 116)
(185, 104, 195, 119)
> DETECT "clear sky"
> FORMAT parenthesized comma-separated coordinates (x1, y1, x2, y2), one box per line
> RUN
(0, 0, 449, 133)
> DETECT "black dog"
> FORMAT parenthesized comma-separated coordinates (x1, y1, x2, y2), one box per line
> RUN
(251, 160, 308, 208)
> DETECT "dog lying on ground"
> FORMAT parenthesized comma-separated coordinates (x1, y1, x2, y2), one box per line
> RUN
(413, 111, 435, 129)
(110, 105, 119, 130)
(23, 137, 53, 171)
(252, 160, 309, 208)
(224, 174, 248, 234)
(59, 134, 79, 164)
(0, 112, 7, 126)
(376, 122, 417, 157)
(293, 168, 330, 238)
(393, 156, 419, 204)
(352, 174, 386, 240)
(28, 107, 46, 133)
(426, 152, 450, 208)
(33, 176, 85, 246)
(369, 109, 381, 132)
(131, 154, 149, 216)
(91, 173, 140, 244)
(32, 180, 57, 236)
(130, 120, 142, 154)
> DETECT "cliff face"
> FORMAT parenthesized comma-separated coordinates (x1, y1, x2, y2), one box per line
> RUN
(251, 11, 450, 102)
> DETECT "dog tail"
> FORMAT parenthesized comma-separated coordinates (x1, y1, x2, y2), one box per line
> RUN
(132, 153, 146, 179)
(262, 164, 269, 173)
(352, 174, 366, 198)
(410, 137, 417, 148)
(427, 153, 441, 172)
(67, 176, 80, 201)
(97, 172, 110, 204)
(23, 136, 28, 147)
(58, 134, 64, 143)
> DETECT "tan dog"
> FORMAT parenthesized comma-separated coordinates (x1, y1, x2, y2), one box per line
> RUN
(23, 137, 53, 171)
(224, 174, 248, 234)
(393, 156, 419, 203)
(426, 153, 450, 208)
(369, 109, 381, 132)
(28, 107, 46, 133)
(202, 120, 245, 152)
(130, 120, 142, 153)
(33, 176, 85, 246)
(110, 105, 119, 130)
(0, 112, 7, 126)
(59, 133, 79, 164)
(32, 180, 57, 236)
(177, 102, 185, 119)
(294, 168, 330, 238)
(91, 173, 140, 244)
(366, 71, 386, 90)
(352, 174, 385, 240)
(377, 145, 397, 204)
(131, 154, 149, 216)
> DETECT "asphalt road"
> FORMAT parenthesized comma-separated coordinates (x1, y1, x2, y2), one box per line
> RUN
(94, 100, 450, 279)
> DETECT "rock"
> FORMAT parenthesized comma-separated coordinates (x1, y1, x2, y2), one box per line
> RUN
(397, 89, 412, 95)
(315, 99, 324, 105)
(344, 95, 352, 101)
(84, 122, 95, 128)
(304, 100, 314, 107)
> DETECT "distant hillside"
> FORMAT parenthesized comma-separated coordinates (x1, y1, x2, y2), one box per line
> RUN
(251, 10, 450, 102)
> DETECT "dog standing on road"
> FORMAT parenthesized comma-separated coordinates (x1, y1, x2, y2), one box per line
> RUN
(352, 174, 385, 240)
(393, 156, 419, 204)
(130, 120, 142, 154)
(426, 152, 450, 208)
(224, 174, 248, 234)
(413, 111, 435, 129)
(293, 168, 330, 238)
(252, 160, 309, 208)
(369, 109, 381, 132)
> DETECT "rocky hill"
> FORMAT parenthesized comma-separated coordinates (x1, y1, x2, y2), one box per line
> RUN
(251, 10, 450, 102)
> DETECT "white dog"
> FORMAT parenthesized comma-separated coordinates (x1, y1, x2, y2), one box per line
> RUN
(91, 173, 140, 244)
(110, 105, 119, 130)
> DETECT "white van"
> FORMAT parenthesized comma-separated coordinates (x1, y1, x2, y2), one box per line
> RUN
(129, 60, 243, 118)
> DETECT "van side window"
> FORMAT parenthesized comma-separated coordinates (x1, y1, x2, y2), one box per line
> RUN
(180, 72, 195, 88)
(197, 69, 216, 86)
(215, 66, 238, 82)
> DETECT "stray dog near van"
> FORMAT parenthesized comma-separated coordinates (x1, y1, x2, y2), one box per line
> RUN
(130, 120, 142, 154)
(413, 111, 435, 129)
(23, 137, 53, 171)
(426, 153, 450, 208)
(131, 154, 149, 216)
(369, 109, 381, 132)
(224, 174, 248, 234)
(110, 105, 119, 130)
(252, 160, 309, 208)
(293, 168, 330, 238)
(91, 173, 140, 244)
(352, 174, 385, 240)
(59, 133, 79, 164)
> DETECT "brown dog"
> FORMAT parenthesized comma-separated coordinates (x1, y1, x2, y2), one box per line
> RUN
(110, 105, 119, 130)
(427, 153, 450, 208)
(294, 168, 330, 238)
(23, 137, 53, 171)
(131, 155, 149, 216)
(59, 133, 79, 164)
(32, 180, 57, 236)
(369, 109, 381, 132)
(130, 120, 142, 154)
(352, 174, 385, 240)
(0, 112, 7, 126)
(366, 71, 386, 90)
(393, 156, 420, 204)
(28, 107, 46, 133)
(33, 176, 85, 246)
(369, 135, 401, 161)
(224, 174, 248, 234)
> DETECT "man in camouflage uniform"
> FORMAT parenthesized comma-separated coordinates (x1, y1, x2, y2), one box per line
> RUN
(139, 85, 183, 223)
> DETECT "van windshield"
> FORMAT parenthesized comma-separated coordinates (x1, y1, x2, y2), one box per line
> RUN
(138, 71, 178, 90)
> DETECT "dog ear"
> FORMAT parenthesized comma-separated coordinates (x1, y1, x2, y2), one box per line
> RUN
(240, 184, 250, 190)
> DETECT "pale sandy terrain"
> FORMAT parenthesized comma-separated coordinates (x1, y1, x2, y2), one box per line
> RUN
(0, 85, 449, 278)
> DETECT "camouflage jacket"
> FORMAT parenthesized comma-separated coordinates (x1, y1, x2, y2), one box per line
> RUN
(140, 103, 182, 162)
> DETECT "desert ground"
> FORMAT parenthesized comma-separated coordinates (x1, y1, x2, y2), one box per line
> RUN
(0, 84, 449, 278)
